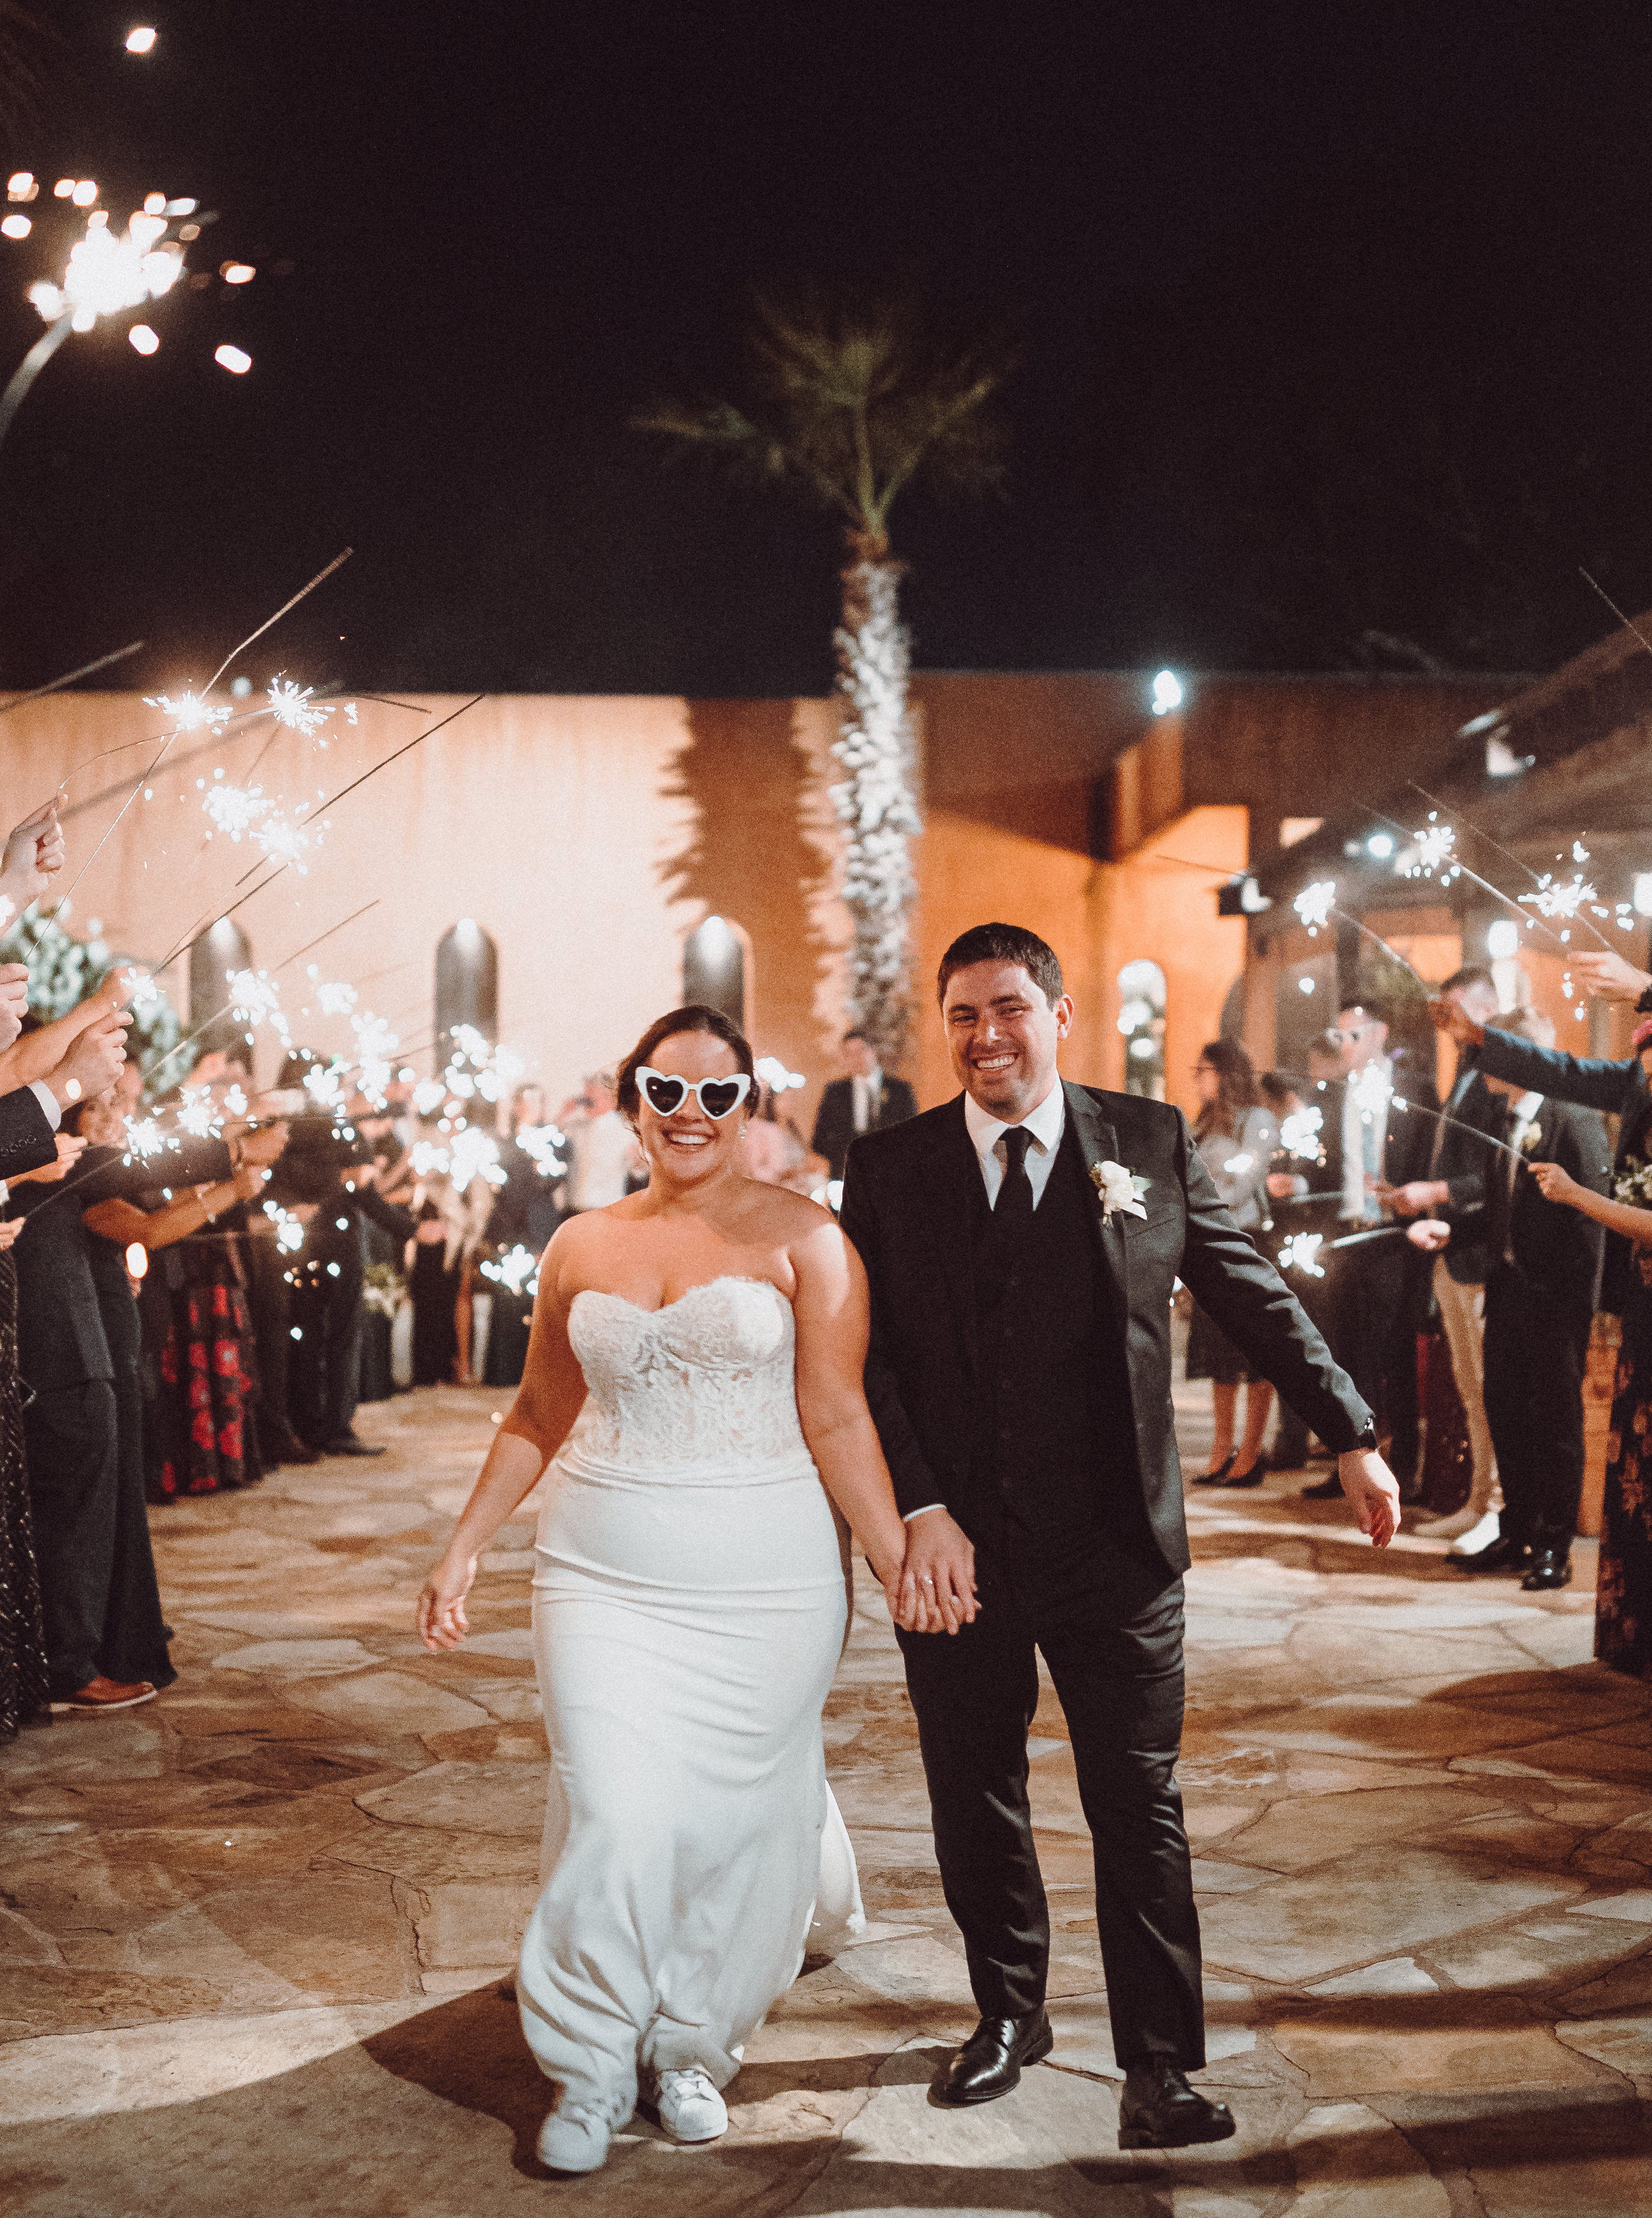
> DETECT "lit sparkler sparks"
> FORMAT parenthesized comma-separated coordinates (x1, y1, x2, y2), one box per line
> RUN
(1295, 881, 1337, 934)
(267, 679, 351, 741)
(121, 1115, 178, 1164)
(1277, 1232, 1326, 1278)
(1351, 1064, 1394, 1122)
(262, 1197, 304, 1253)
(1279, 1106, 1324, 1162)
(481, 1245, 540, 1298)
(1519, 873, 1597, 925)
(201, 782, 272, 841)
(1411, 819, 1457, 878)
(226, 967, 291, 1051)
(146, 690, 230, 733)
(517, 1123, 566, 1178)
(175, 1085, 220, 1138)
(27, 206, 184, 333)
(315, 978, 358, 1016)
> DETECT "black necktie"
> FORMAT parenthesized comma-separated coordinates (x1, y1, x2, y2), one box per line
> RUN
(995, 1126, 1035, 1237)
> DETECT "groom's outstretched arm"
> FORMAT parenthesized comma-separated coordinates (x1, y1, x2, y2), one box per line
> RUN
(1171, 1110, 1398, 1544)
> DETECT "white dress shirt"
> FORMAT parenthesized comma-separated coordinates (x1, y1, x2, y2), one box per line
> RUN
(851, 1067, 883, 1136)
(1340, 1058, 1391, 1223)
(905, 1082, 1067, 1523)
(29, 1080, 59, 1131)
(962, 1080, 1066, 1209)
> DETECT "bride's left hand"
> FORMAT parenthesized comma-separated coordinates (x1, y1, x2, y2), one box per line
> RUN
(418, 1550, 478, 1650)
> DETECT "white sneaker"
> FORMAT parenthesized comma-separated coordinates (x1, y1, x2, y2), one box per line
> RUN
(644, 2065, 728, 2143)
(536, 2107, 611, 2173)
(1423, 1507, 1500, 1553)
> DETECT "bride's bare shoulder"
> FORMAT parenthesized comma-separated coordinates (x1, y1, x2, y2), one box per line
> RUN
(742, 1180, 835, 1239)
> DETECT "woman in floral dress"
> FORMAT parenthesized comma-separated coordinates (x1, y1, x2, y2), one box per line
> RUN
(1529, 1018, 1652, 1678)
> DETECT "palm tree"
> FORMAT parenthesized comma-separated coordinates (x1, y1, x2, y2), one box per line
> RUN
(637, 291, 1012, 1064)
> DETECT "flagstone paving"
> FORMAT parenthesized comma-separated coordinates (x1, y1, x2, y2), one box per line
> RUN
(2, 1382, 1649, 2215)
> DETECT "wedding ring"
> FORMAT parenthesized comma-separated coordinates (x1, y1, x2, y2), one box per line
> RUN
(920, 1575, 935, 1586)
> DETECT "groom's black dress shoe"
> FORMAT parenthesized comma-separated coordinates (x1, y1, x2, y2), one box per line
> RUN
(932, 2009, 1053, 2106)
(1447, 1532, 1529, 1575)
(1521, 1547, 1572, 1591)
(1117, 2060, 1236, 2149)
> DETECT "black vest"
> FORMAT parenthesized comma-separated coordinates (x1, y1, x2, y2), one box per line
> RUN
(970, 1124, 1133, 1545)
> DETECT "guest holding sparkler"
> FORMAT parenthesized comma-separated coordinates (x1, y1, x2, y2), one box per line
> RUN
(1186, 1040, 1278, 1485)
(1379, 966, 1507, 1549)
(1300, 1002, 1436, 1503)
(1408, 1008, 1609, 1591)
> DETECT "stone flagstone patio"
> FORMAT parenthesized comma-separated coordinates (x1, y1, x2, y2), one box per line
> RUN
(2, 1381, 1650, 2215)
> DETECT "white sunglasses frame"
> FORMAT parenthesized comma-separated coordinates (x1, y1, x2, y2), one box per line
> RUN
(634, 1066, 753, 1121)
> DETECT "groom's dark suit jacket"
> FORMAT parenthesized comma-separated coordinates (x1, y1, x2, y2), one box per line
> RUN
(841, 1079, 1374, 1578)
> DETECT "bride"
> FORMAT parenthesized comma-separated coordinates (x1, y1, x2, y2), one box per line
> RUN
(418, 1004, 957, 2174)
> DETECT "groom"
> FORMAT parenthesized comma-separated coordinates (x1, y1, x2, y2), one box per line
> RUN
(840, 924, 1398, 2149)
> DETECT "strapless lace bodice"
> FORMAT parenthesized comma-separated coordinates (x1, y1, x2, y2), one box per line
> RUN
(565, 1276, 813, 1478)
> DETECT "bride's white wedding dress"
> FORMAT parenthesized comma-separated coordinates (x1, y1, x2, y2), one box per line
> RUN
(517, 1274, 864, 2130)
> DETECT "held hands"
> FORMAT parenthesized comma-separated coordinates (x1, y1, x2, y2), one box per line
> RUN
(1571, 950, 1652, 1004)
(895, 1507, 979, 1634)
(1406, 1218, 1452, 1252)
(417, 1550, 478, 1650)
(1340, 1448, 1401, 1548)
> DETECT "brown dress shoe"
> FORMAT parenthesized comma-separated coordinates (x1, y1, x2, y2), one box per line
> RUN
(60, 1676, 157, 1712)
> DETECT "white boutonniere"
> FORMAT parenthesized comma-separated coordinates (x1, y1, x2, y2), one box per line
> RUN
(1090, 1158, 1150, 1221)
(1516, 1121, 1543, 1155)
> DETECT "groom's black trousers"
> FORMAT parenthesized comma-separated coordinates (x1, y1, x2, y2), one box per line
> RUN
(897, 1527, 1203, 2069)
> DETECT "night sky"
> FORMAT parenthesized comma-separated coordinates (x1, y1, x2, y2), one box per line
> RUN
(1, 2, 1649, 696)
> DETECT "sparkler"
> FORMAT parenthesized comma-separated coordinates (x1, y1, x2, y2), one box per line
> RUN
(517, 1124, 567, 1178)
(1276, 1231, 1326, 1278)
(55, 552, 355, 914)
(1278, 1106, 1324, 1162)
(481, 1245, 541, 1299)
(0, 642, 144, 718)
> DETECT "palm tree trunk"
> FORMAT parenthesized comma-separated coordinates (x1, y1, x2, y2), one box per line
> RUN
(830, 533, 922, 1065)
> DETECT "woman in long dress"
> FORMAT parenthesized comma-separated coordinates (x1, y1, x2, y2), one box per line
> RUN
(419, 1004, 949, 2174)
(1185, 1038, 1278, 1484)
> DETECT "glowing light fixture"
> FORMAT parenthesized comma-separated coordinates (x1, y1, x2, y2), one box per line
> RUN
(1635, 874, 1652, 918)
(213, 343, 252, 374)
(1487, 919, 1520, 960)
(221, 261, 254, 285)
(128, 323, 158, 355)
(126, 26, 158, 53)
(1150, 669, 1183, 717)
(0, 215, 29, 239)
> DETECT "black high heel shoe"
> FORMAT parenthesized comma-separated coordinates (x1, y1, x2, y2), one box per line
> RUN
(1223, 1459, 1265, 1487)
(1195, 1452, 1238, 1486)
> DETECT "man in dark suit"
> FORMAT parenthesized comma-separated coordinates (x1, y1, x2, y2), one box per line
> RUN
(840, 923, 1398, 2151)
(1296, 1000, 1437, 1501)
(1408, 1006, 1608, 1590)
(1383, 966, 1506, 1547)
(811, 1030, 917, 1190)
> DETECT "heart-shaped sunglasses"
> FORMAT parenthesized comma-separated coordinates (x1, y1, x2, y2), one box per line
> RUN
(635, 1067, 753, 1121)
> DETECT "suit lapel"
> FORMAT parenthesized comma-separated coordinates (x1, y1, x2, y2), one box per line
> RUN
(1062, 1081, 1129, 1329)
(921, 1097, 985, 1378)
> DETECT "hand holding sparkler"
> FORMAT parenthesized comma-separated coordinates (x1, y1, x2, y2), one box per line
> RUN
(1406, 1219, 1452, 1252)
(1569, 950, 1652, 1005)
(0, 961, 28, 1050)
(44, 1009, 130, 1109)
(1428, 996, 1485, 1050)
(1380, 1178, 1449, 1217)
(0, 793, 65, 914)
(1526, 1160, 1583, 1209)
(9, 1131, 87, 1184)
(234, 1122, 289, 1169)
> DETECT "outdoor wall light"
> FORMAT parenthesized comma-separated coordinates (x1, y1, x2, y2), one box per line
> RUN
(1635, 875, 1652, 918)
(1150, 669, 1182, 716)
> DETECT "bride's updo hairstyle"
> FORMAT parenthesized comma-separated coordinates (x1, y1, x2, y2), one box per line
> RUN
(616, 1004, 756, 1126)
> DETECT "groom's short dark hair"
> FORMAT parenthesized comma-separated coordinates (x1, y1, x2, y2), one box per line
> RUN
(937, 924, 1064, 1008)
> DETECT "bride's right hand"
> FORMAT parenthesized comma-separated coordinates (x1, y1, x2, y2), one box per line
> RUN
(418, 1550, 478, 1651)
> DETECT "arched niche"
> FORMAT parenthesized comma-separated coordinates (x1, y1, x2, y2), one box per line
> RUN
(435, 917, 499, 1065)
(682, 914, 748, 1031)
(1117, 957, 1166, 1101)
(189, 918, 253, 1061)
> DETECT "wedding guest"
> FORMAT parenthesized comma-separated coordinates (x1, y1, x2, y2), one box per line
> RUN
(1523, 1020, 1652, 1672)
(408, 1155, 489, 1384)
(6, 1061, 253, 1710)
(1257, 1070, 1316, 1469)
(1186, 1040, 1276, 1486)
(559, 1071, 642, 1214)
(489, 1085, 564, 1254)
(72, 1090, 285, 1512)
(811, 1029, 917, 1190)
(1301, 1000, 1437, 1502)
(1382, 966, 1506, 1548)
(1408, 1007, 1608, 1591)
(0, 1210, 47, 1738)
